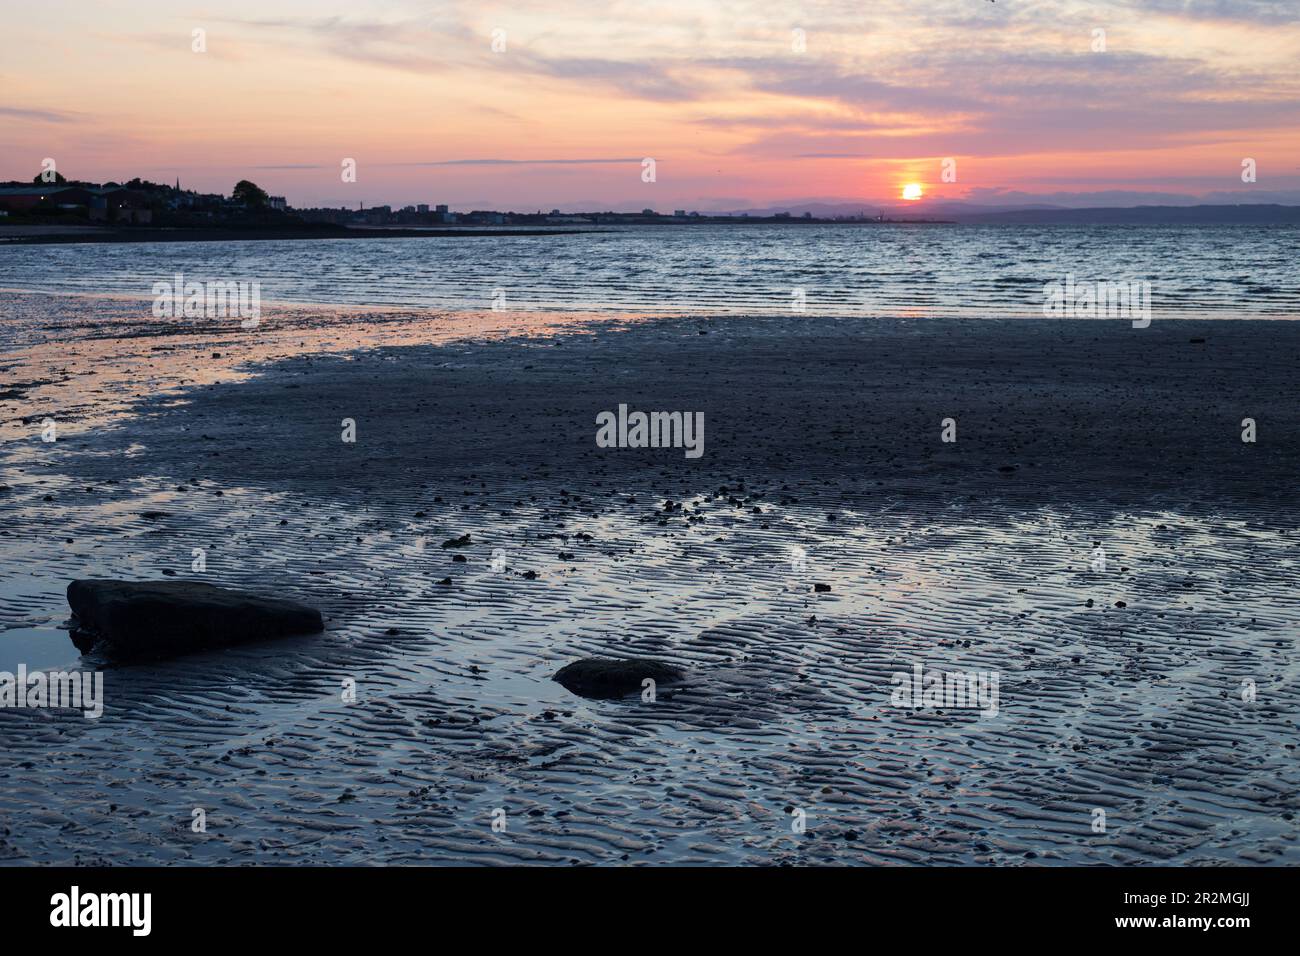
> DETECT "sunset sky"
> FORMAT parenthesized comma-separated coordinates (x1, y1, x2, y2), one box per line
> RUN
(3, 0, 1298, 210)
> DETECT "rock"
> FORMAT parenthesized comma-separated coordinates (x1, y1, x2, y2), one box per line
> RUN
(441, 534, 472, 548)
(66, 579, 323, 661)
(814, 583, 831, 592)
(553, 657, 685, 699)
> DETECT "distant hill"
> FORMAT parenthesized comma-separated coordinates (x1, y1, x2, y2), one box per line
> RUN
(709, 201, 1300, 225)
(945, 204, 1300, 225)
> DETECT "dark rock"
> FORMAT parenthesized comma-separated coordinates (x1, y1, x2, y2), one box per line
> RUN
(553, 657, 685, 699)
(441, 534, 472, 548)
(814, 583, 831, 592)
(66, 579, 323, 661)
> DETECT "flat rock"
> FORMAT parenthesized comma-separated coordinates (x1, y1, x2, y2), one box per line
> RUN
(553, 657, 685, 699)
(67, 579, 323, 661)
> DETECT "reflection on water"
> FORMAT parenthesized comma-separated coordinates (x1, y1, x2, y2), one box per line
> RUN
(0, 295, 603, 443)
(1, 224, 1297, 323)
(0, 626, 82, 672)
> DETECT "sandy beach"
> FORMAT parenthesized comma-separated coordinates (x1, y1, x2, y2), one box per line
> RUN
(1, 292, 1297, 865)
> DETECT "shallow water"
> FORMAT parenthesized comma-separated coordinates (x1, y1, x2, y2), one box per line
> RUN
(1, 224, 1297, 324)
(0, 626, 80, 672)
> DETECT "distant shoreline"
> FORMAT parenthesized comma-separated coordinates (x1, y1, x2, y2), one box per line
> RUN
(0, 224, 606, 245)
(4, 210, 1295, 246)
(0, 220, 970, 245)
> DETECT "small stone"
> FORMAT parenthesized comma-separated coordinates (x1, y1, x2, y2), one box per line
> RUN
(553, 657, 685, 700)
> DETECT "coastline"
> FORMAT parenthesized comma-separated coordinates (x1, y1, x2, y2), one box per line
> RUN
(2, 299, 1297, 865)
(0, 224, 602, 245)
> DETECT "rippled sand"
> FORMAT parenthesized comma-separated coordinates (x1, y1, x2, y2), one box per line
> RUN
(1, 293, 1297, 865)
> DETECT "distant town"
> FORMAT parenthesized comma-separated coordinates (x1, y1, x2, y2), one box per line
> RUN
(0, 174, 937, 231)
(4, 174, 1290, 241)
(293, 202, 918, 227)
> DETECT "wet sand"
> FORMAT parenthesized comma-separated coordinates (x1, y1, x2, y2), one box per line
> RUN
(1, 293, 1297, 865)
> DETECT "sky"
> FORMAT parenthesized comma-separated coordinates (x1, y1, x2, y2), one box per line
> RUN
(2, 0, 1298, 210)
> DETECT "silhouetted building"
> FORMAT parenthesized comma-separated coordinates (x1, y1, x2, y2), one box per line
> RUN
(89, 187, 151, 223)
(0, 185, 94, 211)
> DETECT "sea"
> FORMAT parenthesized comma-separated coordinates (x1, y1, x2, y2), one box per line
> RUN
(1, 224, 1297, 330)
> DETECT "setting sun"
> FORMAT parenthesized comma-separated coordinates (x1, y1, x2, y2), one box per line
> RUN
(902, 183, 924, 201)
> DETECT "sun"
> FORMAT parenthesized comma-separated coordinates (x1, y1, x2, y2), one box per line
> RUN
(902, 183, 924, 201)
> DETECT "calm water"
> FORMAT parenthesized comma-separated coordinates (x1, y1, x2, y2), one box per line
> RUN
(1, 224, 1297, 320)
